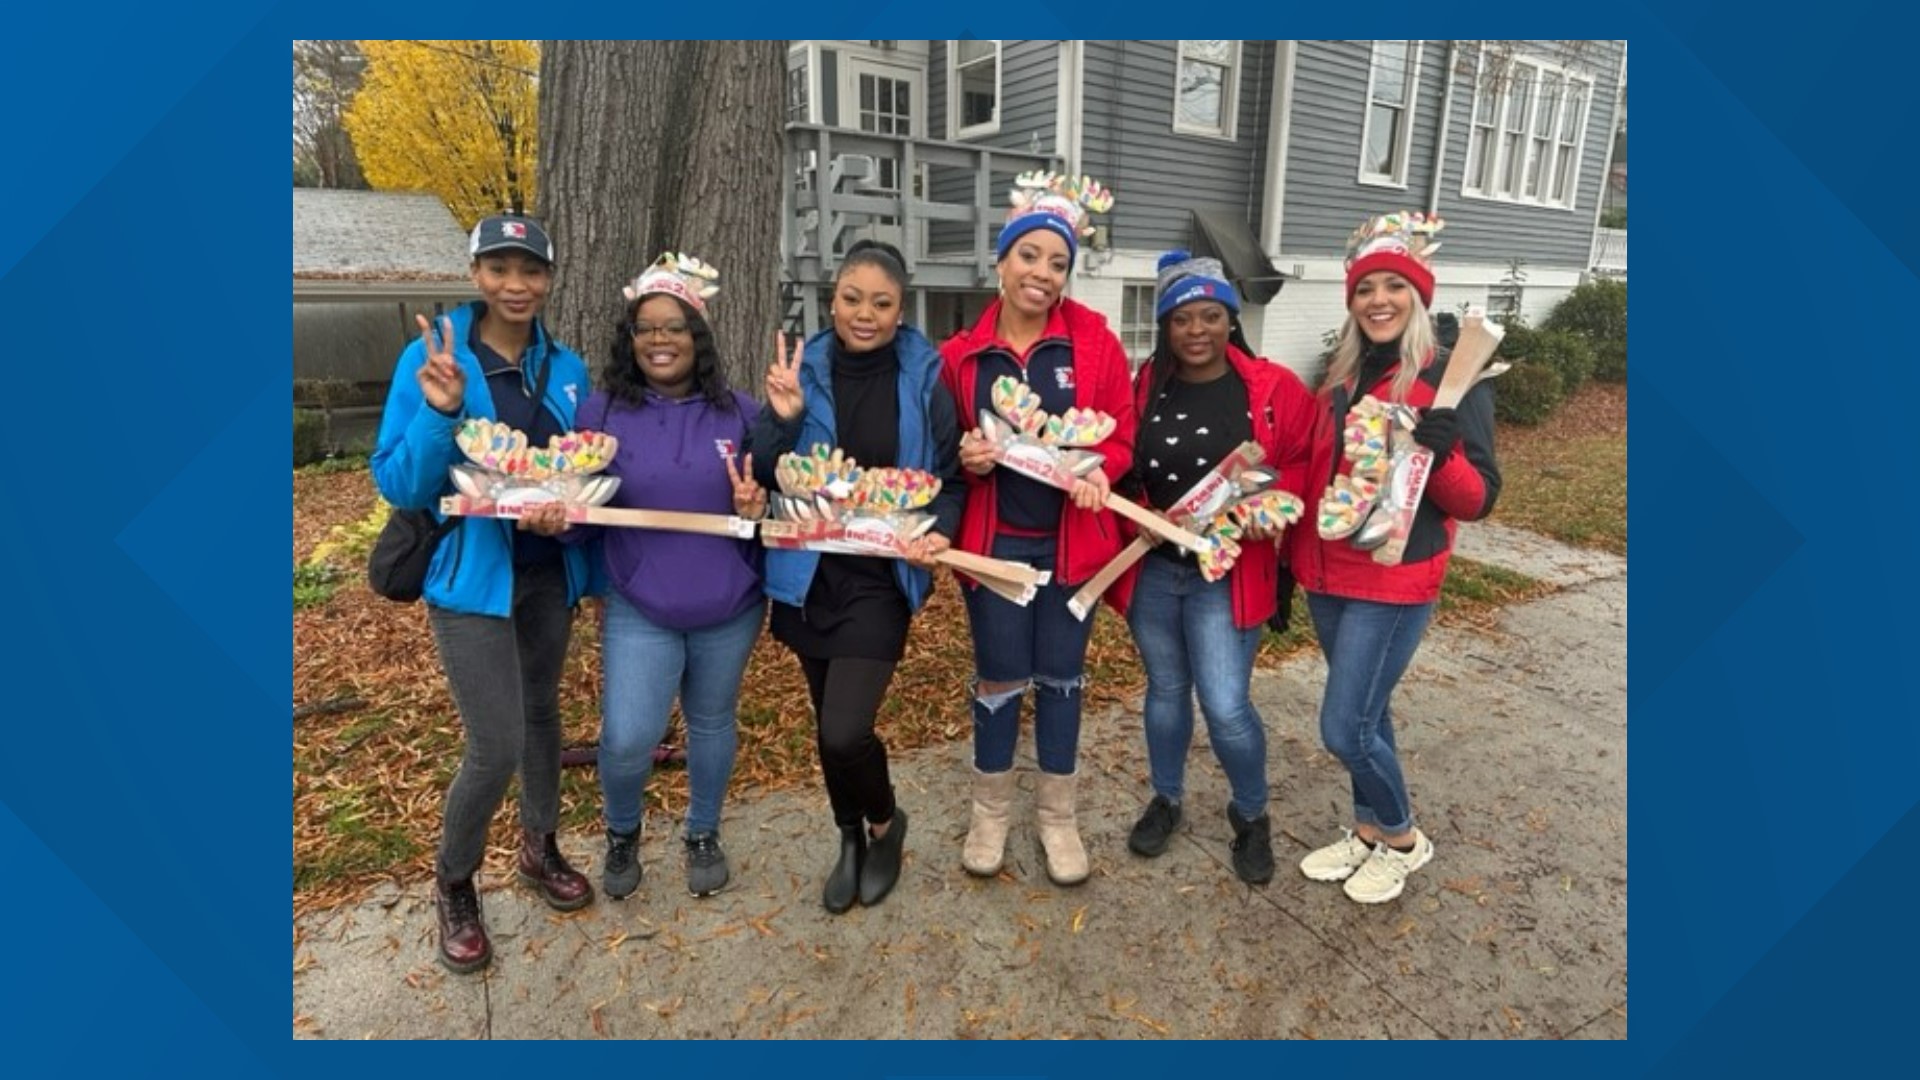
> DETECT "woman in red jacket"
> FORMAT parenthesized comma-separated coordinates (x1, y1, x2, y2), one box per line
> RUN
(939, 173, 1135, 887)
(1117, 251, 1313, 885)
(1292, 212, 1501, 904)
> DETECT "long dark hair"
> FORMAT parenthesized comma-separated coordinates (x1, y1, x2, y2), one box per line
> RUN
(1142, 306, 1255, 414)
(602, 294, 735, 411)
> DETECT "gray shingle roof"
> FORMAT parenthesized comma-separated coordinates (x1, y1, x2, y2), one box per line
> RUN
(293, 189, 471, 280)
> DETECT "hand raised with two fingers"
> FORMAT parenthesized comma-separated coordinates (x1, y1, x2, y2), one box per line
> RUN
(413, 314, 465, 416)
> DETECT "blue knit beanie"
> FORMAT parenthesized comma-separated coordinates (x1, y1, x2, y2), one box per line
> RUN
(996, 211, 1080, 270)
(1154, 249, 1240, 320)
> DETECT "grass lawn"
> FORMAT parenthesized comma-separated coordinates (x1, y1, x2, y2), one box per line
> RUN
(1491, 383, 1626, 553)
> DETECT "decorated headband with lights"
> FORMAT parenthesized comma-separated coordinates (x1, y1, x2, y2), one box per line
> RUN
(1343, 211, 1445, 307)
(996, 171, 1116, 270)
(622, 252, 722, 315)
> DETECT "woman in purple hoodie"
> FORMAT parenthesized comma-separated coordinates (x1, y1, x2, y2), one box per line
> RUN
(578, 253, 768, 900)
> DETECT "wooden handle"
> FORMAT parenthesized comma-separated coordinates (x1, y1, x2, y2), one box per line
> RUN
(440, 496, 755, 538)
(581, 506, 755, 537)
(1104, 493, 1207, 554)
(1067, 536, 1154, 621)
(1433, 312, 1506, 409)
(937, 549, 1047, 589)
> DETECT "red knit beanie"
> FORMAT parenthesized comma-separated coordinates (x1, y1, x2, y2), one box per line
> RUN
(1344, 211, 1444, 307)
(1345, 248, 1435, 307)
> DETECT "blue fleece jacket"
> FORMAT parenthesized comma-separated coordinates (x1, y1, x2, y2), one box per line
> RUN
(370, 301, 601, 616)
(750, 326, 952, 613)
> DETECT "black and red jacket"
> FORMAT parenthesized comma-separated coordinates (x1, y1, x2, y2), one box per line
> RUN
(1290, 342, 1501, 605)
(939, 297, 1136, 590)
(1108, 345, 1315, 627)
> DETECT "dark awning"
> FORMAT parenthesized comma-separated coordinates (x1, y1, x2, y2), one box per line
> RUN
(1191, 209, 1287, 306)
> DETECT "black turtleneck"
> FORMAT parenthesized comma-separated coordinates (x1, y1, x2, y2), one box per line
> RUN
(830, 338, 900, 467)
(770, 336, 911, 661)
(1356, 338, 1402, 397)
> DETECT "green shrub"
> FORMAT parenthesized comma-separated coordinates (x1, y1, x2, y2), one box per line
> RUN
(1531, 330, 1596, 394)
(1543, 279, 1627, 345)
(1493, 361, 1564, 426)
(1495, 321, 1537, 362)
(1593, 340, 1627, 383)
(307, 453, 371, 476)
(1600, 207, 1626, 230)
(294, 409, 327, 467)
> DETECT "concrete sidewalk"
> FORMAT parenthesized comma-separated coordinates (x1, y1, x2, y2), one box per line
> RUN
(293, 523, 1626, 1039)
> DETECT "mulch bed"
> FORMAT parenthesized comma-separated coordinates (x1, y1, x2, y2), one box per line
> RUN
(292, 384, 1620, 917)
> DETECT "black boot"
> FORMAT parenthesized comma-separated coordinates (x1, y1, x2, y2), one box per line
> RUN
(823, 823, 865, 914)
(858, 806, 908, 907)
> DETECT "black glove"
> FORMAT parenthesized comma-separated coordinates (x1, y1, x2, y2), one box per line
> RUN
(1411, 406, 1461, 468)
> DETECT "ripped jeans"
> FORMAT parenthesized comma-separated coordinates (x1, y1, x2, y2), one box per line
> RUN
(961, 533, 1097, 775)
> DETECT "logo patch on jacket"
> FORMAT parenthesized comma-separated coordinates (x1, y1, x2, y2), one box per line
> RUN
(714, 438, 737, 460)
(564, 383, 578, 404)
(1054, 367, 1076, 390)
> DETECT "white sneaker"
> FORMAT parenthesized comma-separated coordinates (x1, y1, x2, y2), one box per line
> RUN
(1342, 830, 1434, 904)
(1299, 830, 1375, 882)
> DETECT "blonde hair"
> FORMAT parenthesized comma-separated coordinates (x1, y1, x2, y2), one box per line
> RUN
(1320, 291, 1436, 404)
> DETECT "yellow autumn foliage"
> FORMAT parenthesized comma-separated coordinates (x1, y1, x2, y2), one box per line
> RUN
(344, 40, 539, 230)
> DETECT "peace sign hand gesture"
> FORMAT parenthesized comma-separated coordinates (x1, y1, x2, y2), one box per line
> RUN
(725, 451, 768, 520)
(765, 331, 805, 421)
(414, 314, 465, 416)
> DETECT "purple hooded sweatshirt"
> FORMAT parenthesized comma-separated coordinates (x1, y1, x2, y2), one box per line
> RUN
(579, 388, 764, 630)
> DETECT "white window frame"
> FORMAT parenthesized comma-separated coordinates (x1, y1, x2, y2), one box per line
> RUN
(1358, 41, 1423, 189)
(786, 43, 817, 125)
(1172, 40, 1241, 141)
(1461, 47, 1594, 211)
(949, 39, 1002, 139)
(1120, 282, 1159, 365)
(1487, 283, 1524, 322)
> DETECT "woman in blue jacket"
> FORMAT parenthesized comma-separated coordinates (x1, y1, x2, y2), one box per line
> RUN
(750, 240, 965, 914)
(579, 253, 768, 902)
(370, 214, 599, 974)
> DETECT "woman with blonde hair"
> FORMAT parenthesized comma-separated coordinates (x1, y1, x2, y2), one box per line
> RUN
(1292, 212, 1502, 904)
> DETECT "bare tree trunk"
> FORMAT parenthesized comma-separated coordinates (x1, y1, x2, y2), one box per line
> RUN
(537, 40, 785, 396)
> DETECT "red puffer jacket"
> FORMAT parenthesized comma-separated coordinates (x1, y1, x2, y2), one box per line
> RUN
(1108, 345, 1315, 627)
(1289, 349, 1501, 605)
(939, 297, 1136, 590)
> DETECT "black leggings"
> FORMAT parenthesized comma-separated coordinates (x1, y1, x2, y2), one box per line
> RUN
(798, 655, 898, 829)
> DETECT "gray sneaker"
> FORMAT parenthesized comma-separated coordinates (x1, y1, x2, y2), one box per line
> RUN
(604, 826, 642, 899)
(685, 832, 729, 897)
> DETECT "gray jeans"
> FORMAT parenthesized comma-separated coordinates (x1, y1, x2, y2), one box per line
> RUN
(427, 559, 573, 882)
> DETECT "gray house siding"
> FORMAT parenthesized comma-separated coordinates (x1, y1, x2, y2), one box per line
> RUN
(1281, 39, 1624, 268)
(927, 41, 1062, 257)
(1080, 40, 1272, 254)
(1280, 41, 1449, 257)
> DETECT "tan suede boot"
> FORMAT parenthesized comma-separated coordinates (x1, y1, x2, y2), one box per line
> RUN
(962, 768, 1016, 877)
(1034, 770, 1089, 885)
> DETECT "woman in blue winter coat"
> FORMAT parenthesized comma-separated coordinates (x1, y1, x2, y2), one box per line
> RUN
(370, 214, 598, 975)
(578, 253, 769, 902)
(749, 240, 966, 915)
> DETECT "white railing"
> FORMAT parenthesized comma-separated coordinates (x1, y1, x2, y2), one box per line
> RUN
(1590, 227, 1627, 274)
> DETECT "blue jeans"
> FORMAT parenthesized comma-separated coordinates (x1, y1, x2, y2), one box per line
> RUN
(599, 593, 765, 837)
(962, 533, 1095, 774)
(1304, 591, 1433, 834)
(1126, 556, 1268, 819)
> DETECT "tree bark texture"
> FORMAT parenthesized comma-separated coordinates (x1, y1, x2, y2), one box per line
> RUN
(538, 40, 785, 398)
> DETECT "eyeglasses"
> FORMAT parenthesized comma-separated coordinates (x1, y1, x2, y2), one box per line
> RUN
(629, 320, 692, 338)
